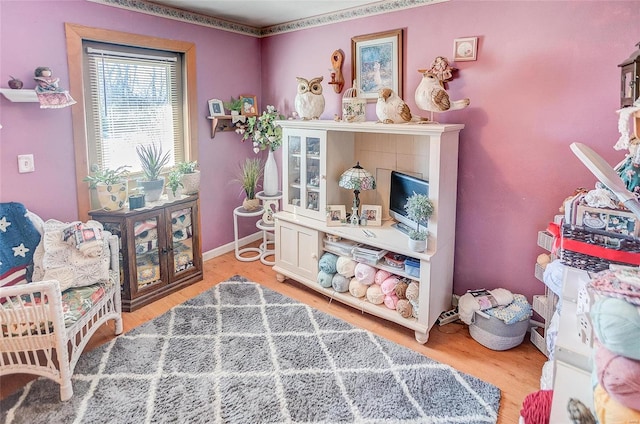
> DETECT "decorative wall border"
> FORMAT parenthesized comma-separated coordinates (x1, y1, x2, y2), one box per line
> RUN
(89, 0, 446, 37)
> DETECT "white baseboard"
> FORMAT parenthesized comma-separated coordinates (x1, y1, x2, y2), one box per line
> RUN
(202, 231, 263, 261)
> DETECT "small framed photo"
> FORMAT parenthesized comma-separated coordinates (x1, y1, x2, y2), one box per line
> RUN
(240, 95, 258, 116)
(453, 37, 478, 62)
(208, 99, 225, 116)
(361, 205, 382, 226)
(326, 205, 346, 226)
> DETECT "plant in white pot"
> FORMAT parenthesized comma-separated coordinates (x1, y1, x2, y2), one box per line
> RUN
(176, 160, 200, 195)
(166, 168, 184, 201)
(84, 164, 130, 211)
(136, 143, 170, 202)
(404, 192, 434, 252)
(235, 157, 263, 211)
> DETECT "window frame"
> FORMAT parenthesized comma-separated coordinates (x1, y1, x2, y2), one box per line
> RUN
(65, 23, 198, 220)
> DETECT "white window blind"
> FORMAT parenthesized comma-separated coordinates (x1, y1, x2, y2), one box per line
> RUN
(84, 44, 184, 175)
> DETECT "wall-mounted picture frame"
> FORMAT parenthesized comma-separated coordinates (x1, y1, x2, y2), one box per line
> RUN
(208, 98, 225, 117)
(453, 37, 478, 62)
(351, 29, 403, 101)
(326, 205, 346, 226)
(360, 204, 382, 226)
(240, 95, 258, 116)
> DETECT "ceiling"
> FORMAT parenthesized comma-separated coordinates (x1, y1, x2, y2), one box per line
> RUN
(149, 0, 384, 29)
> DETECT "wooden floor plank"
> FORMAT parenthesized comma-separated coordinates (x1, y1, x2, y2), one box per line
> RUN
(1, 248, 546, 423)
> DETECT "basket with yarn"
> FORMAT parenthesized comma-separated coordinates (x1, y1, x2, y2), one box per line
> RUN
(342, 80, 366, 123)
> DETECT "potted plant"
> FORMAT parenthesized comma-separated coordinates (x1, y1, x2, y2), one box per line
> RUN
(166, 168, 184, 200)
(136, 143, 170, 202)
(235, 157, 263, 211)
(404, 192, 434, 252)
(83, 164, 130, 211)
(235, 105, 285, 196)
(176, 160, 200, 195)
(223, 96, 243, 115)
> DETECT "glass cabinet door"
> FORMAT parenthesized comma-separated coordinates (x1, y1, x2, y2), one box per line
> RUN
(284, 129, 325, 218)
(133, 215, 163, 290)
(169, 206, 196, 276)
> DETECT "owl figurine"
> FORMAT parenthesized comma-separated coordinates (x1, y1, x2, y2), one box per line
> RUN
(294, 76, 325, 120)
(376, 88, 423, 124)
(414, 70, 470, 116)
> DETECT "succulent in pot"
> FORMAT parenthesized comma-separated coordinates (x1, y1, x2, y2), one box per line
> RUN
(176, 160, 200, 195)
(166, 168, 184, 200)
(136, 143, 171, 202)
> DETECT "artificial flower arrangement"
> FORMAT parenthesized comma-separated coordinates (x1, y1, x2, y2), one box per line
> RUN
(235, 105, 285, 153)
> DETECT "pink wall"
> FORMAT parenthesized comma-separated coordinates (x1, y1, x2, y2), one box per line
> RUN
(260, 1, 640, 300)
(0, 0, 263, 248)
(1, 1, 639, 301)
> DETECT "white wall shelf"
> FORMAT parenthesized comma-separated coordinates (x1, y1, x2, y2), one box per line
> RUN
(0, 88, 38, 102)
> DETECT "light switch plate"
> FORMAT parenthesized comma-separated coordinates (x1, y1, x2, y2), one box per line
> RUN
(18, 154, 35, 173)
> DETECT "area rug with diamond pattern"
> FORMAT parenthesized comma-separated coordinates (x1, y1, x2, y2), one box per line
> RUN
(1, 276, 500, 423)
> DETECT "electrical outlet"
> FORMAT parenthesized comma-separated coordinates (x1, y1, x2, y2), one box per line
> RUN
(18, 154, 35, 173)
(437, 308, 459, 326)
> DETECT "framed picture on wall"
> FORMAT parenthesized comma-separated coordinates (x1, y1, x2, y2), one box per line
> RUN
(240, 95, 258, 116)
(453, 37, 478, 62)
(326, 205, 346, 226)
(351, 29, 403, 101)
(207, 99, 225, 116)
(360, 204, 382, 226)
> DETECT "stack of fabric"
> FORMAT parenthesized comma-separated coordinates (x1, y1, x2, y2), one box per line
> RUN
(587, 266, 640, 423)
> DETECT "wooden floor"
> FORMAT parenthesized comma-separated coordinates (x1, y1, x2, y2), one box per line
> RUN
(1, 247, 546, 423)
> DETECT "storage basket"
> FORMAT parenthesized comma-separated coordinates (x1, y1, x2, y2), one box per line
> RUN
(469, 311, 530, 351)
(342, 82, 366, 123)
(547, 222, 640, 273)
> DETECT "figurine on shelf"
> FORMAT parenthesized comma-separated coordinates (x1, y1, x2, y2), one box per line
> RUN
(34, 66, 76, 109)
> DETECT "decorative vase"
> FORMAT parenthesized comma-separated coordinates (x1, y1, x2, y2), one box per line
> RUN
(408, 238, 427, 253)
(243, 197, 260, 211)
(180, 170, 200, 195)
(138, 179, 164, 202)
(263, 149, 279, 196)
(96, 181, 128, 211)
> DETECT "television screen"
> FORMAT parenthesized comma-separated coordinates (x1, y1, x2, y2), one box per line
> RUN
(389, 171, 429, 233)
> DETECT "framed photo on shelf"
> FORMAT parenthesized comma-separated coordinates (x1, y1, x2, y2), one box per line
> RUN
(351, 29, 403, 101)
(208, 99, 225, 117)
(240, 95, 258, 116)
(326, 205, 346, 226)
(453, 37, 478, 62)
(360, 204, 382, 226)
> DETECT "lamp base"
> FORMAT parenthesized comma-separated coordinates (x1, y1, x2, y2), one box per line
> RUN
(350, 207, 360, 225)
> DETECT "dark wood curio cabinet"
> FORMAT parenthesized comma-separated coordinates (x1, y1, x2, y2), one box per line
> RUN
(90, 195, 203, 312)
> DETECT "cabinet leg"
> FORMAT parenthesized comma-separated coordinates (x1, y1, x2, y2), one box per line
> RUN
(276, 273, 286, 283)
(415, 330, 429, 344)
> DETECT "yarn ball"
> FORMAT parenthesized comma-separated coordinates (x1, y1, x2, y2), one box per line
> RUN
(395, 281, 409, 299)
(594, 383, 640, 424)
(595, 343, 640, 410)
(354, 262, 376, 285)
(319, 252, 338, 274)
(590, 297, 640, 360)
(366, 284, 385, 304)
(317, 270, 334, 288)
(406, 282, 420, 302)
(396, 299, 413, 318)
(349, 278, 368, 298)
(374, 269, 392, 285)
(519, 389, 553, 424)
(331, 273, 350, 293)
(458, 288, 514, 326)
(409, 299, 419, 317)
(384, 293, 399, 310)
(380, 276, 399, 295)
(336, 256, 357, 278)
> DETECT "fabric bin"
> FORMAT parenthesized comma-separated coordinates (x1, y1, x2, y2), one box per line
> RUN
(469, 311, 530, 351)
(404, 258, 420, 277)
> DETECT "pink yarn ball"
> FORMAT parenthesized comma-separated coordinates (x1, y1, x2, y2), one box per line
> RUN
(384, 293, 399, 309)
(374, 269, 391, 285)
(596, 344, 640, 410)
(380, 277, 399, 295)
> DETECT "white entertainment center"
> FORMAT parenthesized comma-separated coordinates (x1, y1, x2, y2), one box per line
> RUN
(272, 120, 464, 343)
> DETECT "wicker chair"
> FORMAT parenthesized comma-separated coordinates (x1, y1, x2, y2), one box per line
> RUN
(0, 213, 122, 401)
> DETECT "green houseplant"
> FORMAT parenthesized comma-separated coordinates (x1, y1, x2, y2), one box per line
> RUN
(84, 164, 130, 211)
(223, 96, 243, 114)
(136, 144, 171, 202)
(176, 160, 200, 195)
(166, 168, 184, 200)
(235, 158, 263, 210)
(404, 192, 434, 252)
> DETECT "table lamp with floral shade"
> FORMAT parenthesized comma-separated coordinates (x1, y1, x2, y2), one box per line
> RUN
(236, 105, 284, 196)
(339, 162, 376, 225)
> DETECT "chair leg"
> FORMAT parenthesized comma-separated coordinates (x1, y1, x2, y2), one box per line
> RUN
(114, 316, 123, 335)
(60, 379, 73, 401)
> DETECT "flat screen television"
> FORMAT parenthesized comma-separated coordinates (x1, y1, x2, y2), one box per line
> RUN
(389, 171, 429, 234)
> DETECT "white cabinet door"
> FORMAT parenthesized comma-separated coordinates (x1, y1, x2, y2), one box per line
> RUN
(275, 220, 319, 282)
